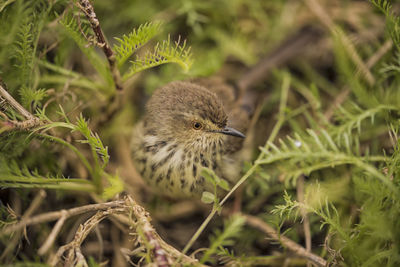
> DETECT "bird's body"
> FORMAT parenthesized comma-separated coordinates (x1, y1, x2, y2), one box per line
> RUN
(129, 27, 321, 198)
(131, 79, 251, 198)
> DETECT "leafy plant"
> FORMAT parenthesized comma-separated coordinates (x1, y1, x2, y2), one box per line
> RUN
(1, 0, 400, 266)
(201, 214, 246, 264)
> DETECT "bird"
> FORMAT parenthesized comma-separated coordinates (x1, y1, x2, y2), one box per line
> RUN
(130, 26, 321, 198)
(130, 77, 253, 198)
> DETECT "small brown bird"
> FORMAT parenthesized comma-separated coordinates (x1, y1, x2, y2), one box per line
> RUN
(131, 78, 252, 198)
(130, 27, 321, 198)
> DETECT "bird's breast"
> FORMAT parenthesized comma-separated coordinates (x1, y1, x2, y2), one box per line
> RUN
(132, 135, 224, 197)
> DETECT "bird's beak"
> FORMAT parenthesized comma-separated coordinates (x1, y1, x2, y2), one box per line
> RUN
(219, 126, 246, 138)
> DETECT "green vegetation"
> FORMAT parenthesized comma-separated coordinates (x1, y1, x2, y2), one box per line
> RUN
(1, 0, 400, 266)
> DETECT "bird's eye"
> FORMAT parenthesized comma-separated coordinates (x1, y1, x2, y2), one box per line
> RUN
(192, 121, 203, 130)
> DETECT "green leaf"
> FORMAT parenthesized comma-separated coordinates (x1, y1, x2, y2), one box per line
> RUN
(19, 86, 47, 109)
(201, 214, 246, 263)
(123, 35, 192, 80)
(370, 0, 400, 50)
(113, 21, 163, 67)
(0, 0, 16, 13)
(0, 159, 96, 192)
(201, 167, 219, 186)
(102, 173, 124, 200)
(201, 191, 215, 204)
(218, 179, 230, 191)
(13, 21, 34, 86)
(75, 114, 110, 168)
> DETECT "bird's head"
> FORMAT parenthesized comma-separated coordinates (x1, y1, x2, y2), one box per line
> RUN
(143, 81, 245, 148)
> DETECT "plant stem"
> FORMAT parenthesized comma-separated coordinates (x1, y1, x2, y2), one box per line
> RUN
(181, 206, 217, 255)
(77, 0, 122, 91)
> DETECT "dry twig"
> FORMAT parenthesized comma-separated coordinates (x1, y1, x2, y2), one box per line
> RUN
(77, 0, 122, 91)
(38, 210, 68, 255)
(0, 190, 46, 261)
(2, 196, 205, 266)
(126, 196, 171, 267)
(50, 210, 112, 266)
(0, 201, 125, 236)
(244, 214, 327, 267)
(0, 82, 41, 130)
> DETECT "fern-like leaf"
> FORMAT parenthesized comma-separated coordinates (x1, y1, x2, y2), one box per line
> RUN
(13, 21, 34, 85)
(19, 86, 47, 110)
(370, 0, 400, 49)
(0, 159, 96, 191)
(123, 35, 193, 81)
(201, 214, 246, 263)
(272, 191, 348, 242)
(113, 21, 162, 67)
(258, 129, 392, 191)
(331, 103, 397, 142)
(75, 114, 110, 168)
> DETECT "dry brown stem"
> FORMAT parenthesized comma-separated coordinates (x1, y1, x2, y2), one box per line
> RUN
(50, 210, 113, 266)
(2, 196, 205, 266)
(126, 196, 171, 267)
(77, 0, 122, 91)
(113, 196, 206, 266)
(0, 190, 46, 261)
(38, 210, 68, 255)
(244, 214, 327, 267)
(1, 200, 125, 236)
(0, 82, 41, 130)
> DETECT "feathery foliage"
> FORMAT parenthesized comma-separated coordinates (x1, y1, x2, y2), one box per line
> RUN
(371, 0, 400, 50)
(13, 21, 34, 86)
(201, 214, 246, 264)
(257, 129, 391, 190)
(32, 107, 115, 193)
(123, 35, 192, 81)
(1, 0, 400, 266)
(0, 159, 96, 191)
(114, 21, 163, 67)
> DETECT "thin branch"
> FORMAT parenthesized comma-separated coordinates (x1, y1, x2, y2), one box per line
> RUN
(0, 82, 41, 129)
(297, 175, 312, 267)
(77, 0, 123, 91)
(0, 190, 46, 261)
(0, 82, 33, 120)
(0, 200, 125, 236)
(107, 196, 207, 266)
(50, 210, 113, 266)
(244, 214, 327, 267)
(38, 210, 68, 255)
(365, 39, 393, 69)
(126, 196, 171, 267)
(2, 196, 205, 266)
